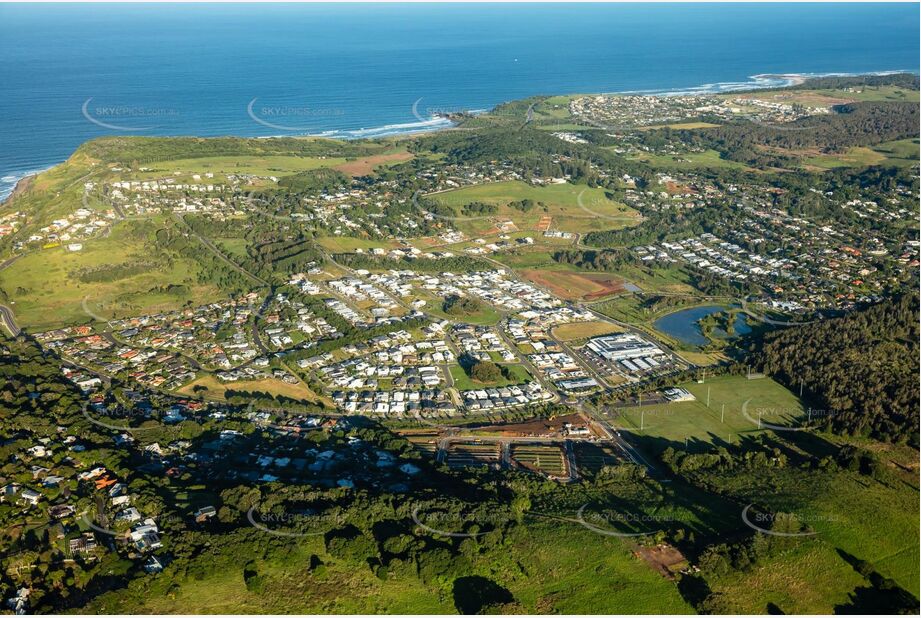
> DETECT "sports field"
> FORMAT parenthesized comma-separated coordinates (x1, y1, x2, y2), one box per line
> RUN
(611, 375, 807, 450)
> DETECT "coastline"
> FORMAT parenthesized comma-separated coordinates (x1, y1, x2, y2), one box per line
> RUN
(0, 69, 913, 203)
(1, 173, 36, 206)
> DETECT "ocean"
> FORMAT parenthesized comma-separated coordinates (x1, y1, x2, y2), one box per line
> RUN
(1, 2, 918, 199)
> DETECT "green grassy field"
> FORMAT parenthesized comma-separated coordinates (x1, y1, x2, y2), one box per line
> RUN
(428, 180, 640, 236)
(812, 85, 920, 103)
(680, 451, 920, 603)
(607, 372, 920, 609)
(450, 363, 533, 391)
(0, 219, 222, 330)
(871, 137, 921, 166)
(491, 250, 565, 270)
(808, 471, 920, 595)
(606, 371, 920, 603)
(803, 147, 888, 169)
(414, 292, 502, 325)
(214, 236, 251, 261)
(83, 517, 694, 614)
(705, 541, 866, 614)
(801, 138, 918, 170)
(532, 95, 577, 120)
(612, 375, 807, 450)
(615, 265, 699, 295)
(628, 149, 752, 171)
(143, 155, 348, 176)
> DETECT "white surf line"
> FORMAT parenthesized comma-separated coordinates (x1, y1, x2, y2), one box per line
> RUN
(411, 98, 479, 126)
(410, 98, 428, 124)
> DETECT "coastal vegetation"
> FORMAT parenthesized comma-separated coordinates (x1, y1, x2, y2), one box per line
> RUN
(0, 73, 917, 615)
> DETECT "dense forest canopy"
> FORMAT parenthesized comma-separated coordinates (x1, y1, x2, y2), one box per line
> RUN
(751, 292, 920, 445)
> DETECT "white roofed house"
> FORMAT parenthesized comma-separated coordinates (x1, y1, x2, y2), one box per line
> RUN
(19, 488, 41, 506)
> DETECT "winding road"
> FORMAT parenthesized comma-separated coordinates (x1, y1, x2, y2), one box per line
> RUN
(0, 254, 24, 336)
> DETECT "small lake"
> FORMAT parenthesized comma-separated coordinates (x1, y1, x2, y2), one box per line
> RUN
(653, 305, 751, 346)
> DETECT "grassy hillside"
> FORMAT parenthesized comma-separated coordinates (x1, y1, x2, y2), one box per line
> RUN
(81, 519, 693, 614)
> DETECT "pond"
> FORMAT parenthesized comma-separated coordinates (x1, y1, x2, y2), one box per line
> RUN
(653, 305, 751, 346)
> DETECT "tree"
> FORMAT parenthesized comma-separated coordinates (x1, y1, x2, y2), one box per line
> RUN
(469, 361, 503, 383)
(442, 295, 482, 316)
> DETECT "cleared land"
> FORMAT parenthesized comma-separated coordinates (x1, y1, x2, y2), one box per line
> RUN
(551, 320, 625, 342)
(402, 432, 439, 456)
(428, 180, 640, 236)
(445, 442, 500, 468)
(574, 442, 622, 475)
(522, 269, 628, 301)
(809, 85, 920, 103)
(510, 443, 568, 476)
(468, 413, 590, 438)
(628, 149, 752, 170)
(802, 147, 888, 169)
(871, 137, 920, 166)
(334, 151, 413, 176)
(144, 155, 348, 176)
(176, 374, 318, 402)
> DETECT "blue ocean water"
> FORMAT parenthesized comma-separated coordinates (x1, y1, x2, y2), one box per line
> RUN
(1, 3, 918, 199)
